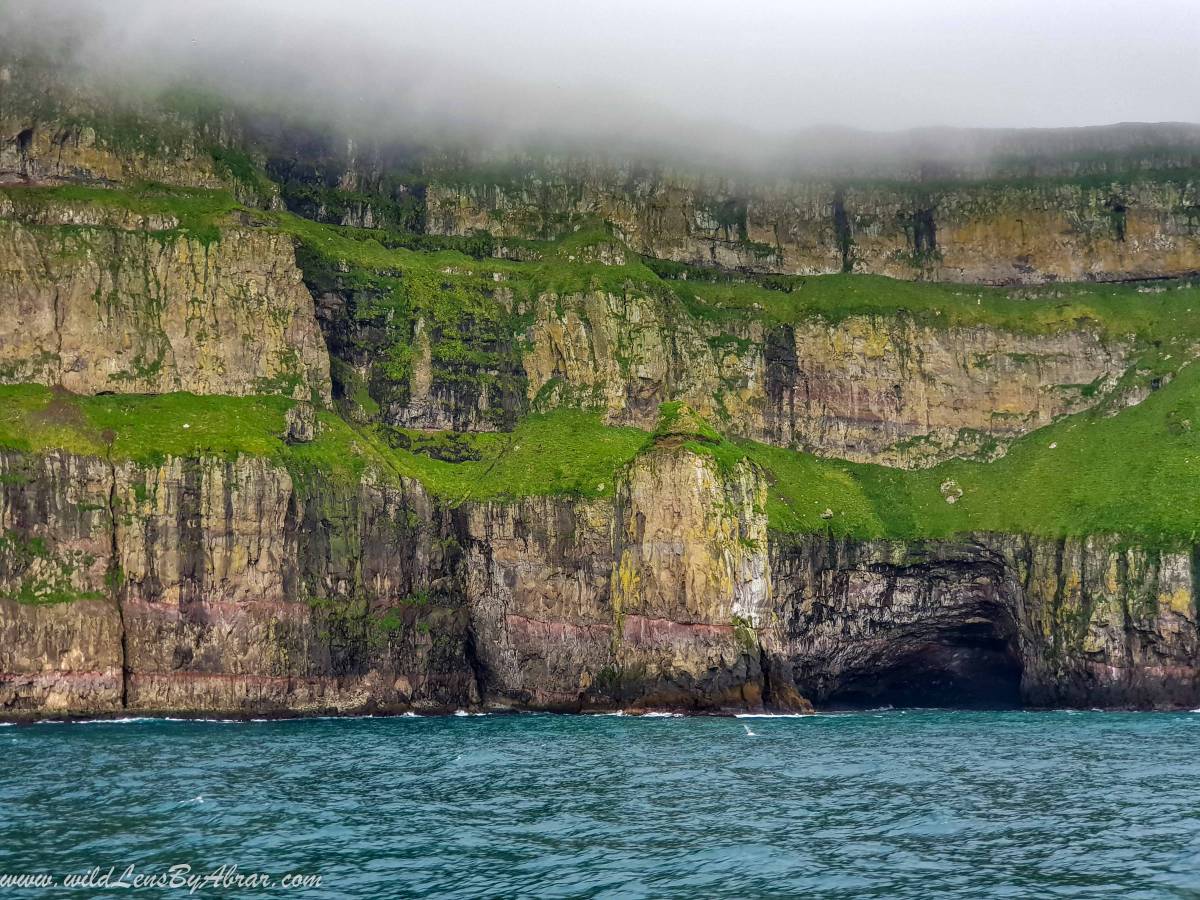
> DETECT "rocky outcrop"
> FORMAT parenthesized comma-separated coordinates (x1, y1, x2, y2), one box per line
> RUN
(522, 290, 713, 428)
(426, 170, 1200, 284)
(0, 210, 331, 402)
(0, 57, 227, 190)
(759, 318, 1127, 465)
(0, 452, 122, 713)
(382, 312, 525, 432)
(464, 444, 770, 710)
(0, 116, 225, 189)
(523, 290, 1129, 466)
(311, 281, 527, 433)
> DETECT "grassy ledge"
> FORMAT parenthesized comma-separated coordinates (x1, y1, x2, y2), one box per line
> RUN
(0, 386, 648, 501)
(2, 370, 1200, 547)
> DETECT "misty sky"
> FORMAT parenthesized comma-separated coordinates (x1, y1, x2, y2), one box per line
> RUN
(4, 0, 1199, 148)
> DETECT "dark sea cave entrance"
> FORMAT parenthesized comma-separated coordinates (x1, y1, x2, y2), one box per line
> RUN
(821, 616, 1024, 710)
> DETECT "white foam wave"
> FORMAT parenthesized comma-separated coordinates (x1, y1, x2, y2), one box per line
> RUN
(734, 712, 849, 718)
(736, 713, 815, 718)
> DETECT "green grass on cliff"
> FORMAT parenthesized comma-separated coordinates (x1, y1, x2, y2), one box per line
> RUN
(0, 183, 238, 245)
(676, 271, 1200, 342)
(3, 369, 1200, 545)
(873, 359, 1200, 543)
(379, 410, 649, 502)
(0, 386, 385, 482)
(0, 386, 647, 501)
(269, 211, 661, 301)
(0, 385, 287, 459)
(690, 360, 1200, 545)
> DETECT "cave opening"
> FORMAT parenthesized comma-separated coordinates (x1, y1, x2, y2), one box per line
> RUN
(912, 207, 937, 255)
(824, 617, 1023, 709)
(16, 127, 34, 154)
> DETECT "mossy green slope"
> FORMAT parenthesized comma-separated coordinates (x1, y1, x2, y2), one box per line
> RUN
(0, 385, 648, 500)
(706, 359, 1200, 545)
(1, 183, 238, 245)
(3, 364, 1200, 547)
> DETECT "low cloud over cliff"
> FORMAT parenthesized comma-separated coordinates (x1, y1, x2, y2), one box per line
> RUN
(3, 0, 1198, 164)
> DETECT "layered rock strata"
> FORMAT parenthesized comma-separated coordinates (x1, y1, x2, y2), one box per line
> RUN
(3, 443, 1197, 718)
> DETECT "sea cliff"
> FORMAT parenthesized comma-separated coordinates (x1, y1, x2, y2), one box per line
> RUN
(2, 61, 1200, 716)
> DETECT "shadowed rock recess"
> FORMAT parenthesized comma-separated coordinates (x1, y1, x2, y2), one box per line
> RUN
(2, 56, 1200, 717)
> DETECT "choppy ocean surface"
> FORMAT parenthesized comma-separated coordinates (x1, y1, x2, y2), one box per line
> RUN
(2, 710, 1200, 898)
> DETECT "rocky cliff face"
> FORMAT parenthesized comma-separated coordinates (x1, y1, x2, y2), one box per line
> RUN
(0, 201, 330, 402)
(0, 185, 1137, 467)
(0, 449, 476, 716)
(754, 317, 1127, 465)
(522, 290, 1129, 466)
(425, 170, 1200, 284)
(465, 444, 770, 711)
(2, 65, 1199, 717)
(4, 440, 1198, 718)
(319, 278, 1130, 468)
(7, 56, 1200, 287)
(0, 113, 224, 190)
(0, 440, 773, 717)
(0, 56, 232, 192)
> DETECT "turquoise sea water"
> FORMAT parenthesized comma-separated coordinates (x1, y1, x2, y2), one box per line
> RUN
(2, 710, 1200, 898)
